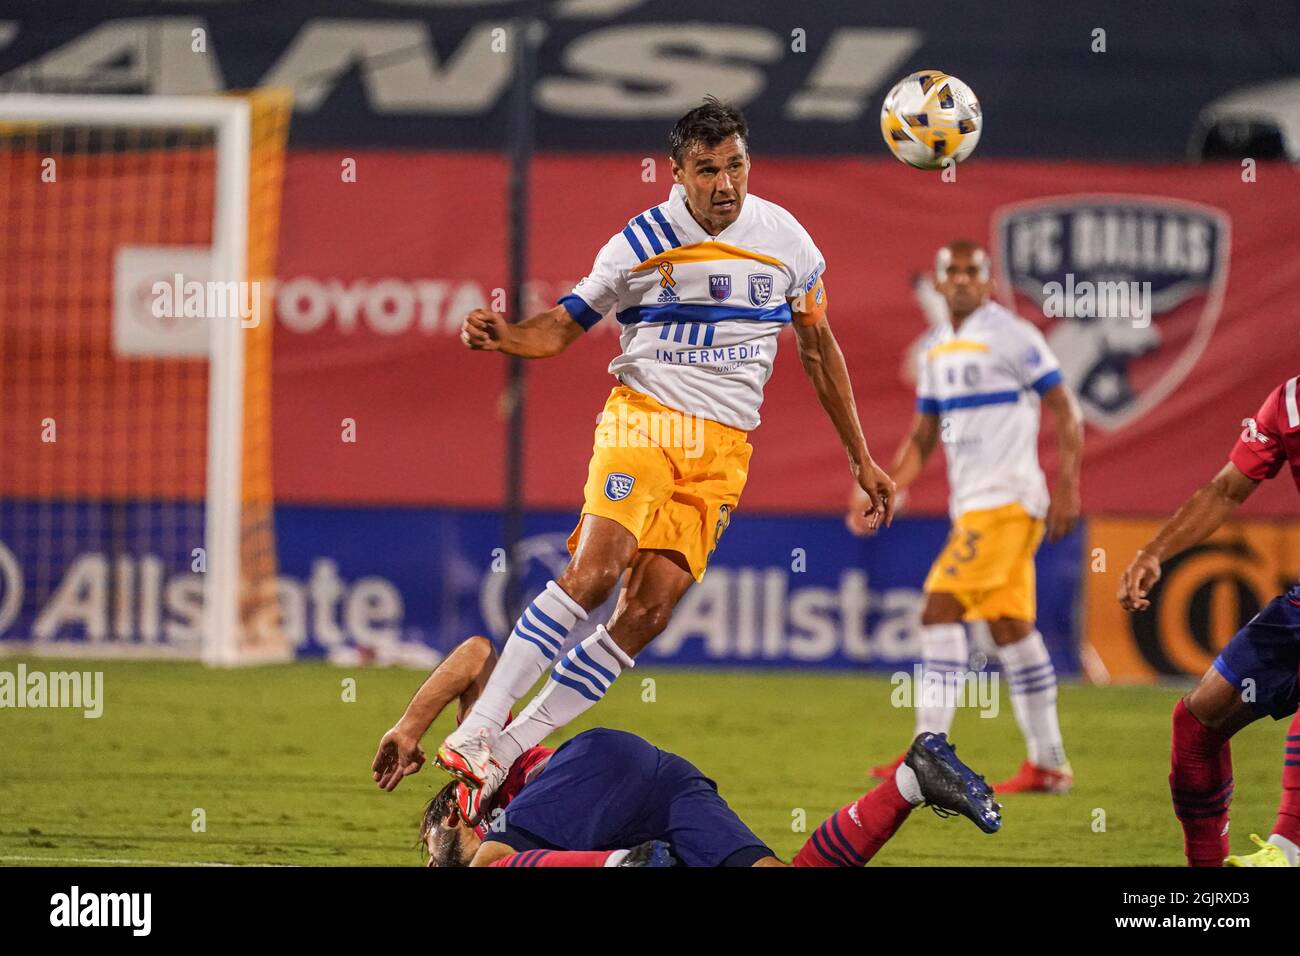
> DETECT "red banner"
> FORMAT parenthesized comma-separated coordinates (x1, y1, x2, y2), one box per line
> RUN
(272, 152, 1300, 518)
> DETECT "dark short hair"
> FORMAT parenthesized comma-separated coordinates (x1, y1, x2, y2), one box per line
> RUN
(418, 781, 466, 867)
(944, 239, 986, 258)
(669, 95, 749, 164)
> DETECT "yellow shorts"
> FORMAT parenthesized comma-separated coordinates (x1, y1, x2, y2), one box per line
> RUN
(923, 502, 1045, 622)
(567, 386, 751, 581)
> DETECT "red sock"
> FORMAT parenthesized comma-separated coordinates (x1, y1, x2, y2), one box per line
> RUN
(491, 849, 615, 867)
(792, 774, 915, 867)
(1170, 698, 1234, 867)
(1271, 712, 1300, 846)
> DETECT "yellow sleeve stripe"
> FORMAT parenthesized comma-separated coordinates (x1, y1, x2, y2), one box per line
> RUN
(630, 241, 787, 273)
(925, 340, 991, 359)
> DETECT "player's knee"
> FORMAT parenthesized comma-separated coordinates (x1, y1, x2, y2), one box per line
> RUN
(988, 618, 1033, 646)
(920, 600, 963, 627)
(1182, 687, 1232, 732)
(557, 561, 623, 610)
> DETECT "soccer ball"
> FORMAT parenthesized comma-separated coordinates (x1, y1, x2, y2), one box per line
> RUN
(880, 70, 982, 170)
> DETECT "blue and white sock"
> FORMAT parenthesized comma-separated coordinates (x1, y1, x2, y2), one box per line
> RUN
(997, 630, 1068, 769)
(460, 580, 586, 733)
(915, 623, 968, 736)
(495, 626, 634, 765)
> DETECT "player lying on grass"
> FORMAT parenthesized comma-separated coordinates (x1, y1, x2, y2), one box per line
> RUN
(1118, 376, 1300, 867)
(373, 636, 1001, 867)
(438, 95, 896, 811)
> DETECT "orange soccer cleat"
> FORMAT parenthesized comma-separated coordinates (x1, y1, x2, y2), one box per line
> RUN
(993, 760, 1073, 794)
(870, 752, 908, 780)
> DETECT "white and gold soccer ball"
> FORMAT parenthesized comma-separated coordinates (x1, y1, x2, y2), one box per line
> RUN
(880, 70, 982, 170)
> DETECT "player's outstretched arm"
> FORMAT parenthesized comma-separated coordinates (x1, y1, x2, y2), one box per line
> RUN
(847, 412, 938, 536)
(461, 305, 585, 358)
(1041, 383, 1084, 542)
(372, 636, 497, 791)
(1117, 462, 1259, 612)
(793, 314, 895, 529)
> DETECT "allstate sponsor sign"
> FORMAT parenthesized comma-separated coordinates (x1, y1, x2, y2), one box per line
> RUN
(301, 507, 1081, 673)
(0, 503, 1082, 673)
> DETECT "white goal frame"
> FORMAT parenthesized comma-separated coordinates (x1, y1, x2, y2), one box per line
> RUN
(0, 94, 251, 666)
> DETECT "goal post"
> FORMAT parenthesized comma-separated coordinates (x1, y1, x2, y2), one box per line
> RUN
(0, 90, 292, 665)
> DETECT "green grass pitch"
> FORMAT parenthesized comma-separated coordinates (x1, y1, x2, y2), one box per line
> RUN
(0, 658, 1291, 866)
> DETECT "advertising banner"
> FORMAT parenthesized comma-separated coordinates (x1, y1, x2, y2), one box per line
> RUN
(267, 153, 1300, 520)
(1085, 517, 1300, 683)
(4, 1, 1295, 160)
(0, 502, 1084, 674)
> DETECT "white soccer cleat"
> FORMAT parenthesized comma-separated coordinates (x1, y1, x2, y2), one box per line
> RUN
(435, 723, 499, 790)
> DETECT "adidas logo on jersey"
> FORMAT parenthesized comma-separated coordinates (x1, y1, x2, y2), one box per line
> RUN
(657, 285, 679, 303)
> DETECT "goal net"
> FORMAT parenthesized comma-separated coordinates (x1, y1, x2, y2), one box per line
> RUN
(0, 90, 292, 665)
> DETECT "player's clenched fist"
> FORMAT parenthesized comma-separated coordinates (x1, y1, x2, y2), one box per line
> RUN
(1117, 550, 1161, 612)
(461, 309, 507, 351)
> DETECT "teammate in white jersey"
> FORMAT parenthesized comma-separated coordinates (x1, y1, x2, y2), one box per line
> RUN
(417, 97, 896, 818)
(850, 240, 1084, 794)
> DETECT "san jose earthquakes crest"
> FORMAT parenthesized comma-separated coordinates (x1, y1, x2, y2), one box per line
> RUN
(748, 273, 773, 307)
(604, 472, 635, 501)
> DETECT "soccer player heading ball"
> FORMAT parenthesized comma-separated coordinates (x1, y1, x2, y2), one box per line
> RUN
(850, 242, 1085, 794)
(442, 96, 896, 811)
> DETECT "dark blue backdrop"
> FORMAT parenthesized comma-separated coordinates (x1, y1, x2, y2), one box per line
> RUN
(2, 1, 1294, 159)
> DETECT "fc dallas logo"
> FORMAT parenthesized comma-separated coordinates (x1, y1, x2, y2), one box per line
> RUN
(993, 195, 1231, 432)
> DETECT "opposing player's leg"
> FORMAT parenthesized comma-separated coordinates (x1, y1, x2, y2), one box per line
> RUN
(794, 732, 1000, 867)
(1175, 666, 1256, 866)
(436, 514, 639, 787)
(1215, 597, 1300, 866)
(1257, 705, 1300, 865)
(492, 548, 695, 766)
(871, 590, 966, 780)
(989, 615, 1072, 793)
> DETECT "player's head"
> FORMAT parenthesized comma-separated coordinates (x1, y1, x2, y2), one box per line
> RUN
(934, 240, 992, 320)
(669, 96, 750, 234)
(418, 781, 480, 868)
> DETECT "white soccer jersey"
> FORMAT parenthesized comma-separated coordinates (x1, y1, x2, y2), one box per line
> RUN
(559, 184, 825, 431)
(916, 301, 1064, 519)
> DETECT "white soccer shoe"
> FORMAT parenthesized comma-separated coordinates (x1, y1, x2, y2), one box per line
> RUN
(435, 723, 499, 790)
